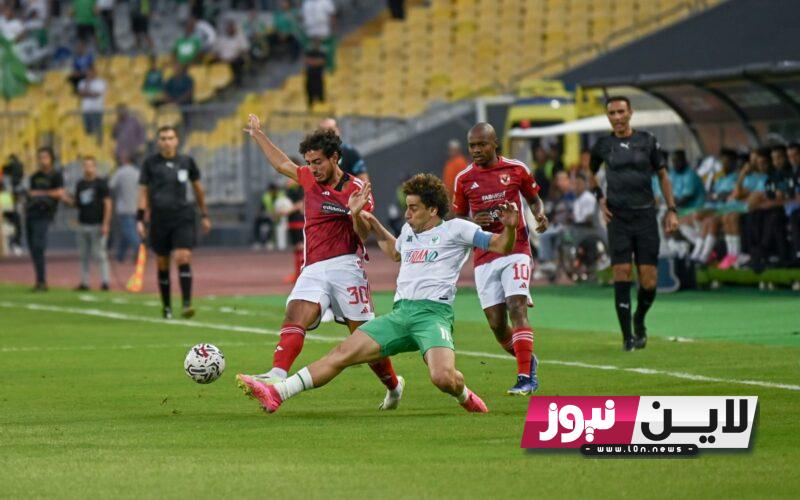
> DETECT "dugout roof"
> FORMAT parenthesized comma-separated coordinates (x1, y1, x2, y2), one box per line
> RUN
(580, 61, 800, 153)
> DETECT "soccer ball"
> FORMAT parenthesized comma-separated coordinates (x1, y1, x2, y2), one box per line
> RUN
(184, 343, 225, 384)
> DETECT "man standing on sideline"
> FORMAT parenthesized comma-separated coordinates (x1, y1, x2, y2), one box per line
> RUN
(442, 139, 468, 204)
(24, 147, 64, 291)
(63, 157, 112, 291)
(112, 105, 146, 164)
(137, 126, 211, 319)
(319, 117, 368, 182)
(453, 122, 548, 395)
(109, 153, 140, 262)
(589, 96, 679, 351)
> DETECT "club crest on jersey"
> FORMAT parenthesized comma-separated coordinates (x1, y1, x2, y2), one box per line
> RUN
(321, 201, 348, 215)
(431, 235, 441, 245)
(499, 174, 511, 185)
(404, 249, 439, 263)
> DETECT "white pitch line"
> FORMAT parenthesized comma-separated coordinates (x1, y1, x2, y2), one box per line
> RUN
(77, 294, 281, 318)
(0, 341, 265, 353)
(2, 301, 799, 392)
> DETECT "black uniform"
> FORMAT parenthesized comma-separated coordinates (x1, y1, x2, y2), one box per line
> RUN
(139, 153, 200, 256)
(340, 143, 367, 178)
(590, 130, 666, 266)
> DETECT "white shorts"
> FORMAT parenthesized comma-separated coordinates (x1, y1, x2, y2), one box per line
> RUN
(474, 253, 533, 309)
(287, 253, 375, 327)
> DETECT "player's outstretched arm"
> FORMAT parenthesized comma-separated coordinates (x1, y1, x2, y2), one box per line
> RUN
(243, 114, 300, 182)
(348, 181, 373, 241)
(359, 211, 400, 262)
(487, 202, 518, 255)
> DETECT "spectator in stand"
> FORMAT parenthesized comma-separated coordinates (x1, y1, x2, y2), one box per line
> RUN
(129, 0, 153, 52)
(787, 143, 800, 266)
(112, 104, 146, 164)
(109, 154, 140, 262)
(68, 40, 94, 91)
(531, 146, 553, 199)
(387, 0, 405, 20)
(192, 16, 217, 57)
(141, 55, 164, 103)
(164, 62, 194, 106)
(62, 156, 112, 291)
(73, 0, 97, 44)
(1, 5, 26, 43)
(77, 65, 107, 142)
(174, 20, 203, 65)
(304, 38, 326, 108)
(96, 0, 116, 53)
(535, 170, 574, 279)
(24, 146, 64, 291)
(242, 7, 269, 61)
(442, 139, 468, 204)
(302, 0, 335, 42)
(268, 0, 301, 61)
(214, 19, 250, 86)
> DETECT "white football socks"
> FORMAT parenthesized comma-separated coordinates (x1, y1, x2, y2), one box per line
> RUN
(699, 235, 716, 261)
(456, 386, 469, 404)
(275, 367, 314, 401)
(266, 367, 288, 380)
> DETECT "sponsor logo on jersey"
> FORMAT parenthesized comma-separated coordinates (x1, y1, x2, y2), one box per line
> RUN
(403, 249, 439, 263)
(499, 173, 511, 185)
(166, 161, 174, 168)
(322, 191, 331, 196)
(470, 182, 480, 189)
(620, 143, 630, 149)
(481, 191, 506, 202)
(321, 201, 348, 215)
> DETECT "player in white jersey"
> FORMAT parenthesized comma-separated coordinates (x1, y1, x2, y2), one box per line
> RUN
(236, 174, 519, 414)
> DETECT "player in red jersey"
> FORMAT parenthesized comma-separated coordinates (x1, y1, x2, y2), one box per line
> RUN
(453, 122, 549, 395)
(238, 114, 403, 410)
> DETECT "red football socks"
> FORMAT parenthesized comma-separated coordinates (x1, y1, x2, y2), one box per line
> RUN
(511, 327, 534, 376)
(368, 358, 399, 391)
(273, 323, 306, 372)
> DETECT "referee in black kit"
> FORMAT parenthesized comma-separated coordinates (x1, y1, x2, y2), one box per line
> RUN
(137, 126, 211, 319)
(589, 96, 679, 351)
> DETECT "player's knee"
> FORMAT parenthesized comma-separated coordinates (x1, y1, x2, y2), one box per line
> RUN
(613, 264, 632, 281)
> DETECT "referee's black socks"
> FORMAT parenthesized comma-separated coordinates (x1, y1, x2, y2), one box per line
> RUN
(614, 281, 633, 341)
(158, 269, 171, 309)
(178, 264, 192, 307)
(634, 287, 656, 331)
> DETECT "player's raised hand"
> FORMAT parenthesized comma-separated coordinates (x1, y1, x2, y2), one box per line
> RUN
(497, 202, 519, 228)
(348, 181, 371, 215)
(243, 114, 262, 137)
(472, 211, 494, 227)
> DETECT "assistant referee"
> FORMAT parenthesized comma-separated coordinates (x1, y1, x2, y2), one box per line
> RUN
(589, 96, 679, 351)
(137, 125, 211, 319)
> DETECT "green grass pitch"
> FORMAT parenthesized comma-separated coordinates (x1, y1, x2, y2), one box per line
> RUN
(1, 283, 798, 498)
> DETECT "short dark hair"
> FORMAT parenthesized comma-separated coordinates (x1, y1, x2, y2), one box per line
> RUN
(788, 142, 800, 151)
(575, 172, 587, 182)
(82, 155, 97, 163)
(771, 144, 787, 154)
(402, 173, 449, 218)
(756, 147, 772, 159)
(605, 95, 631, 109)
(157, 125, 179, 138)
(36, 146, 54, 162)
(299, 129, 342, 159)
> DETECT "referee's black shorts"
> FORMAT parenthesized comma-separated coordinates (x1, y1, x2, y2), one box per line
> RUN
(607, 207, 659, 266)
(149, 218, 196, 256)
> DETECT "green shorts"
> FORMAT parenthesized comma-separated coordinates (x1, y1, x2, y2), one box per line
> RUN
(360, 300, 455, 357)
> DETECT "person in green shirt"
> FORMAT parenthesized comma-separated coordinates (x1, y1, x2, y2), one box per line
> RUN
(73, 0, 98, 44)
(267, 0, 301, 60)
(141, 55, 164, 102)
(173, 22, 202, 65)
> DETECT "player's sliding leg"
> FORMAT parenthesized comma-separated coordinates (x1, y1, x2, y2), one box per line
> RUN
(633, 264, 657, 349)
(237, 330, 385, 413)
(156, 255, 172, 319)
(505, 295, 538, 395)
(613, 264, 635, 351)
(344, 319, 402, 410)
(424, 347, 488, 413)
(174, 248, 194, 319)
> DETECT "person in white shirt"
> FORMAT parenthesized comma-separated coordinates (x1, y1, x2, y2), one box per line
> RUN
(193, 17, 217, 54)
(214, 19, 249, 85)
(77, 65, 107, 142)
(301, 0, 335, 40)
(237, 173, 520, 414)
(1, 5, 25, 42)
